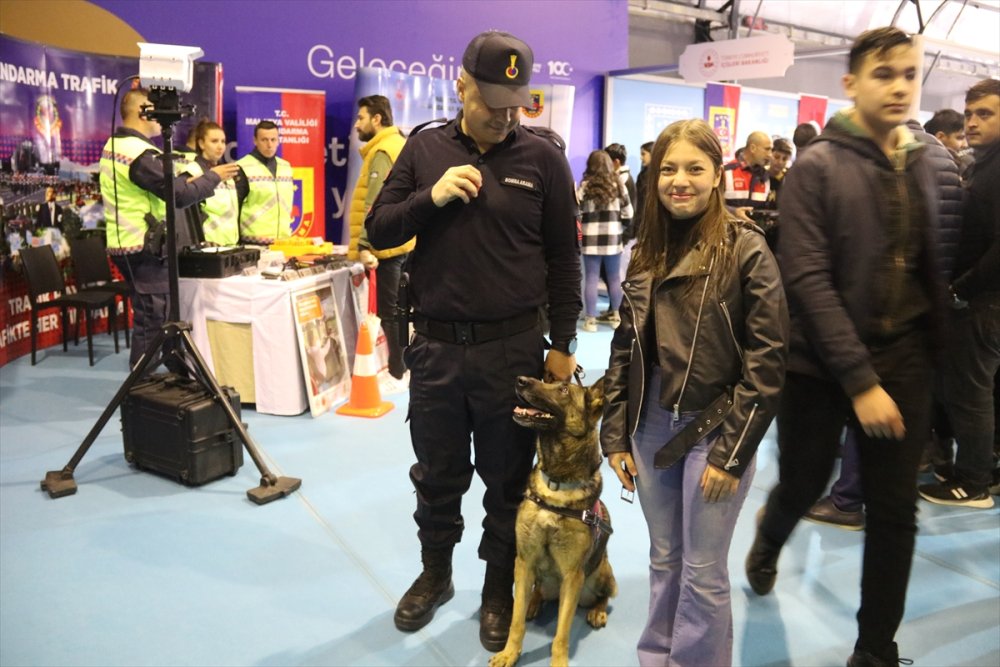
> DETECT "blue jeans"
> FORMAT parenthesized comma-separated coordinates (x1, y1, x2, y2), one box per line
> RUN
(633, 373, 755, 667)
(583, 253, 622, 317)
(830, 427, 864, 513)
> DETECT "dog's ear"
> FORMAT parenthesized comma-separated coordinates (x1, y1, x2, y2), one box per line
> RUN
(586, 375, 606, 417)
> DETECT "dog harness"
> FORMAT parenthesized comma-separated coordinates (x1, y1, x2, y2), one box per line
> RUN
(525, 491, 613, 576)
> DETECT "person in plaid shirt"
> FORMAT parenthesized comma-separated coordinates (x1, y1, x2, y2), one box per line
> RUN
(578, 149, 632, 332)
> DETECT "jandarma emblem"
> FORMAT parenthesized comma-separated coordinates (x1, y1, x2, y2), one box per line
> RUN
(505, 55, 519, 79)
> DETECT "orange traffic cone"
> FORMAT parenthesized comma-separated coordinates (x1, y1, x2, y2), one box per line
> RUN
(336, 320, 394, 418)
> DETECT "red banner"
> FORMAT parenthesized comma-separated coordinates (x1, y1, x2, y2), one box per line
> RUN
(798, 94, 829, 129)
(235, 87, 326, 238)
(0, 259, 122, 367)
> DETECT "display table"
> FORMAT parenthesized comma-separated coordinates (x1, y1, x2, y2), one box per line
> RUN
(179, 266, 362, 415)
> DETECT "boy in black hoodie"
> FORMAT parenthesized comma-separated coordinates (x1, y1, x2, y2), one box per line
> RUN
(745, 27, 947, 667)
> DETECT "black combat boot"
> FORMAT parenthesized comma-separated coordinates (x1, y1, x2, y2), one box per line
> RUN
(479, 562, 514, 651)
(394, 547, 455, 632)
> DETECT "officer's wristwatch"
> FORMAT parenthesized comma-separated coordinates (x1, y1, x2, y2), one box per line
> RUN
(550, 337, 578, 355)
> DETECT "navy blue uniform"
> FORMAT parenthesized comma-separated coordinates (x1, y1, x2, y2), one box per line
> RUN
(366, 114, 580, 566)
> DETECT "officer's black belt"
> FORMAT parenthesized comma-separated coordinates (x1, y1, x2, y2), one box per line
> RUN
(412, 311, 537, 345)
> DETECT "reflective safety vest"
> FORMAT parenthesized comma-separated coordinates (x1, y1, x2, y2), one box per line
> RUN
(172, 147, 196, 175)
(184, 161, 240, 245)
(237, 154, 294, 243)
(100, 134, 166, 252)
(723, 160, 770, 209)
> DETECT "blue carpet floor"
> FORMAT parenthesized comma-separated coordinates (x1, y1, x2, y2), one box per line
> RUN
(1, 320, 997, 667)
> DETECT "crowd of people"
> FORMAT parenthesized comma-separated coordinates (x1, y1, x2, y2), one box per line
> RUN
(361, 26, 998, 667)
(8, 20, 993, 667)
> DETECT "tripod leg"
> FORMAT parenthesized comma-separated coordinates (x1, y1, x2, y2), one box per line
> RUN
(40, 326, 171, 498)
(177, 330, 301, 505)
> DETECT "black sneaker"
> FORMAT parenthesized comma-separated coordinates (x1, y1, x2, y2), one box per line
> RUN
(918, 480, 995, 508)
(847, 649, 913, 666)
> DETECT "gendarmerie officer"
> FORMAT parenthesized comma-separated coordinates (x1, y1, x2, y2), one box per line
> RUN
(100, 88, 239, 369)
(366, 30, 581, 652)
(235, 120, 294, 245)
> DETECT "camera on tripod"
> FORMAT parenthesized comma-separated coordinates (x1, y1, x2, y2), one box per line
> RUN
(40, 42, 302, 504)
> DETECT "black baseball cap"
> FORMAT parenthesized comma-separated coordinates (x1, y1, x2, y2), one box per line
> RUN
(462, 31, 534, 108)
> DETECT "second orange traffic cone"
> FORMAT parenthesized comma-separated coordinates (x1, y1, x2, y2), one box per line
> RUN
(336, 320, 394, 418)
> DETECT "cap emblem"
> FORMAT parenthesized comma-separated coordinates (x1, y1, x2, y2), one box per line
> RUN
(505, 55, 519, 80)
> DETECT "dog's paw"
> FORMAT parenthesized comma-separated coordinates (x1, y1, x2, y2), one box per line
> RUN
(525, 598, 541, 620)
(489, 648, 521, 667)
(549, 648, 570, 667)
(586, 607, 608, 628)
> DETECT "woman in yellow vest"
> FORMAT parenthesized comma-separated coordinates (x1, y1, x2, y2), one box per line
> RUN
(182, 120, 240, 246)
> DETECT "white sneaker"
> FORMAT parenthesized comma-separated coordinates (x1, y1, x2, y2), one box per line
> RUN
(582, 316, 598, 333)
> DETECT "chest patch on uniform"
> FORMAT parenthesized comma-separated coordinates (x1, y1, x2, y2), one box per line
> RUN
(501, 176, 536, 191)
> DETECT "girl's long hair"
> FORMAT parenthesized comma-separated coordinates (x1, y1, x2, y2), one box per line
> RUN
(580, 150, 621, 208)
(629, 119, 736, 282)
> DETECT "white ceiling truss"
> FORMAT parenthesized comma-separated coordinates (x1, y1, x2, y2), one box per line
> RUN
(629, 0, 1000, 79)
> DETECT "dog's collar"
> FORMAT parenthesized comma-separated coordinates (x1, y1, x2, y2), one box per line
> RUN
(525, 491, 614, 535)
(540, 469, 588, 491)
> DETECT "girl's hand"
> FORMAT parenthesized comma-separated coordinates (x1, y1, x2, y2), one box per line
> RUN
(701, 463, 738, 503)
(608, 452, 637, 492)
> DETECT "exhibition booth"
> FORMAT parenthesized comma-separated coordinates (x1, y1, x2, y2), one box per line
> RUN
(1, 0, 995, 414)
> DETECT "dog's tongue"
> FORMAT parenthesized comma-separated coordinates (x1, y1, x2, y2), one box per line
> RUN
(514, 406, 545, 417)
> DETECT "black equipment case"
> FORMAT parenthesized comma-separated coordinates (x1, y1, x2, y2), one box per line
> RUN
(178, 247, 260, 279)
(121, 373, 244, 485)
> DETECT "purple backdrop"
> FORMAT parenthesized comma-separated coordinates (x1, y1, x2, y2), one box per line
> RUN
(90, 0, 628, 240)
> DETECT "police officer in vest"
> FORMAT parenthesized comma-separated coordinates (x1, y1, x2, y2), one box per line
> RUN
(351, 95, 410, 379)
(100, 89, 240, 369)
(236, 120, 294, 245)
(182, 119, 240, 246)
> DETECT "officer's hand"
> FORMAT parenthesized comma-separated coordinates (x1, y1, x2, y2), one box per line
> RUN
(211, 163, 241, 181)
(359, 249, 379, 269)
(544, 350, 575, 383)
(431, 165, 482, 207)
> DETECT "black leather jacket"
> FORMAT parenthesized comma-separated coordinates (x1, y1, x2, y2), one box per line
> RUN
(600, 224, 788, 478)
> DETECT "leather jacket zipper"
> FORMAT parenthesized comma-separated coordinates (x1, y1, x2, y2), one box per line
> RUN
(719, 299, 743, 363)
(623, 285, 644, 439)
(726, 402, 758, 471)
(674, 264, 712, 422)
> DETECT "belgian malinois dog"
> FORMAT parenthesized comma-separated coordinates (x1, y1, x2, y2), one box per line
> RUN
(489, 375, 617, 667)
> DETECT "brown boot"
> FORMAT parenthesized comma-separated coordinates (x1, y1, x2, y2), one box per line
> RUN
(394, 547, 455, 632)
(479, 562, 514, 651)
